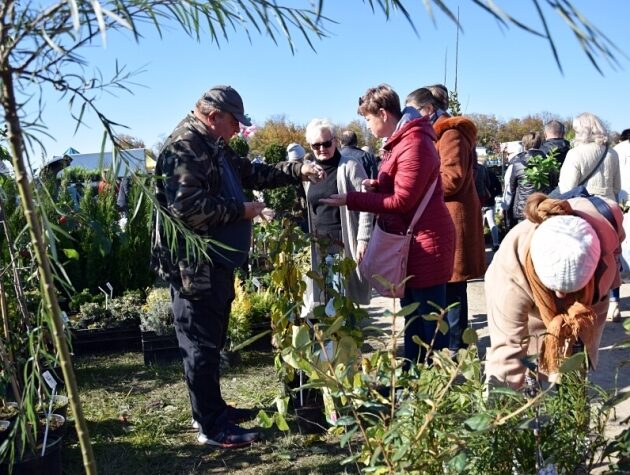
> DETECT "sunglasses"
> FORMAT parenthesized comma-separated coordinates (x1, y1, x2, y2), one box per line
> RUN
(311, 139, 334, 150)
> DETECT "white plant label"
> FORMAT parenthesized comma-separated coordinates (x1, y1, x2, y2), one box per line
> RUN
(43, 370, 57, 391)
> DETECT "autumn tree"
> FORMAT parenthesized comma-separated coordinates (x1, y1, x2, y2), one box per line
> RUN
(248, 116, 307, 157)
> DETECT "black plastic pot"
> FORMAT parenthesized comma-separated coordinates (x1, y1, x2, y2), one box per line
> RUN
(71, 327, 141, 355)
(0, 433, 63, 475)
(141, 331, 180, 366)
(294, 403, 327, 435)
(0, 421, 10, 445)
(219, 350, 242, 372)
(247, 322, 272, 352)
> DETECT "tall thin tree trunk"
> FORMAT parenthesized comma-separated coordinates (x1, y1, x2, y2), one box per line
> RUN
(1, 69, 97, 473)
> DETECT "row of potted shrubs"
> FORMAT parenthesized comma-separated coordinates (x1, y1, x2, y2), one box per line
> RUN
(68, 275, 275, 357)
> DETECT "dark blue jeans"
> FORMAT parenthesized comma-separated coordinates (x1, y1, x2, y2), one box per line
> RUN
(446, 281, 468, 352)
(400, 284, 448, 367)
(170, 265, 235, 436)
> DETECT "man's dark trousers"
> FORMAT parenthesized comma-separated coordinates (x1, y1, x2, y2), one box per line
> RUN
(170, 265, 235, 436)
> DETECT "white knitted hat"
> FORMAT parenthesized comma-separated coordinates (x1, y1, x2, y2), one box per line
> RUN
(530, 215, 601, 293)
(286, 143, 305, 161)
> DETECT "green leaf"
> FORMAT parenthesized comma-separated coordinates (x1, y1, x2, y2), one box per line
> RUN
(462, 327, 478, 345)
(62, 248, 80, 260)
(292, 324, 311, 351)
(559, 352, 585, 373)
(448, 451, 468, 473)
(489, 387, 522, 397)
(256, 410, 274, 428)
(464, 414, 493, 431)
(340, 426, 358, 447)
(437, 319, 449, 335)
(334, 416, 355, 427)
(323, 315, 344, 337)
(274, 412, 289, 431)
(397, 302, 419, 317)
(624, 317, 630, 332)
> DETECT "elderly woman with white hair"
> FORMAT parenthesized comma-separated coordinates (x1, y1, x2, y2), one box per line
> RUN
(557, 112, 623, 322)
(558, 112, 620, 201)
(485, 192, 624, 389)
(302, 118, 372, 312)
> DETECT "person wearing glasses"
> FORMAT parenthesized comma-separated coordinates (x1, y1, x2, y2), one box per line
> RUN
(320, 85, 455, 367)
(302, 118, 373, 314)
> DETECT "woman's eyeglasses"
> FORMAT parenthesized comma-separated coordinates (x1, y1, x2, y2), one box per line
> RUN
(311, 139, 333, 150)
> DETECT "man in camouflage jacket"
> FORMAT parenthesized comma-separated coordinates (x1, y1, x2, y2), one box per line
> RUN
(152, 85, 324, 448)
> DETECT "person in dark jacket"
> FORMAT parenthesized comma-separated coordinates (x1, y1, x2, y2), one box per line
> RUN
(153, 85, 324, 449)
(501, 131, 545, 228)
(339, 130, 379, 179)
(540, 119, 571, 166)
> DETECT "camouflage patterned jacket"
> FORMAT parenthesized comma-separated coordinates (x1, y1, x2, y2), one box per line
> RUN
(152, 113, 303, 298)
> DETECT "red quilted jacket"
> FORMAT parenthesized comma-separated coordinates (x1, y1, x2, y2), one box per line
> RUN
(346, 117, 455, 288)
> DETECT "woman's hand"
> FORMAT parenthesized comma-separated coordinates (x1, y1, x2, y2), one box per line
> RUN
(356, 240, 368, 263)
(362, 179, 378, 192)
(319, 193, 347, 207)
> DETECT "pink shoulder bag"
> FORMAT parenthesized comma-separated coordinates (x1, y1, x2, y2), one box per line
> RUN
(359, 178, 438, 298)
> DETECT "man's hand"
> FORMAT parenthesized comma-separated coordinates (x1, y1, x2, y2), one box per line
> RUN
(356, 240, 368, 263)
(243, 201, 266, 219)
(362, 179, 378, 192)
(319, 193, 347, 207)
(300, 162, 326, 183)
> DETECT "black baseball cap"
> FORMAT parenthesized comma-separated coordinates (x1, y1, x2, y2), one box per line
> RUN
(201, 85, 251, 126)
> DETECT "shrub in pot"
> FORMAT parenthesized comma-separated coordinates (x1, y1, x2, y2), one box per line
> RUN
(140, 288, 178, 366)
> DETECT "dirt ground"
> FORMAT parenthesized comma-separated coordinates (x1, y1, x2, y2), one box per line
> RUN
(363, 247, 630, 442)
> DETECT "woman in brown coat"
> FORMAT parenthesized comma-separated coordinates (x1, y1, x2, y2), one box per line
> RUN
(406, 85, 485, 353)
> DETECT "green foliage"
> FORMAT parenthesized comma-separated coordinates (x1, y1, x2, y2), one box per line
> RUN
(72, 291, 144, 330)
(449, 90, 462, 116)
(112, 178, 154, 291)
(264, 142, 287, 165)
(262, 142, 297, 214)
(524, 150, 560, 191)
(140, 287, 174, 335)
(229, 135, 250, 158)
(228, 276, 253, 348)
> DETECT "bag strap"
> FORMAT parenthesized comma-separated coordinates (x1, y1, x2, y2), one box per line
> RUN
(587, 195, 617, 232)
(407, 178, 438, 234)
(578, 145, 609, 187)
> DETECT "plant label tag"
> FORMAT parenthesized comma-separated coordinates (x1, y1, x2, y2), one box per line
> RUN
(252, 277, 261, 290)
(43, 370, 58, 390)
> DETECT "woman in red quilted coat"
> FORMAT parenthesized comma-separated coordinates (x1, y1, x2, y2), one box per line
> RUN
(321, 84, 455, 367)
(406, 85, 485, 355)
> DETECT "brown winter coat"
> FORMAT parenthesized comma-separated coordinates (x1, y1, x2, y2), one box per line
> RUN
(433, 115, 485, 282)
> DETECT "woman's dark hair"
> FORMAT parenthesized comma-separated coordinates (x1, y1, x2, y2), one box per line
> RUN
(522, 131, 542, 150)
(405, 88, 435, 110)
(358, 84, 401, 117)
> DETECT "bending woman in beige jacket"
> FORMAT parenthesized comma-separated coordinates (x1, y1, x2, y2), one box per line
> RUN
(485, 193, 624, 389)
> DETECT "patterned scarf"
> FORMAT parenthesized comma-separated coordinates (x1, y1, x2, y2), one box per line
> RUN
(524, 250, 597, 374)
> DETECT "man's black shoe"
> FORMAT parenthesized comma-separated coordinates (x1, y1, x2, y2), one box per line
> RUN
(197, 423, 258, 449)
(192, 405, 256, 430)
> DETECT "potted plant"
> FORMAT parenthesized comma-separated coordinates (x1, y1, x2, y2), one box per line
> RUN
(69, 291, 144, 355)
(139, 287, 179, 366)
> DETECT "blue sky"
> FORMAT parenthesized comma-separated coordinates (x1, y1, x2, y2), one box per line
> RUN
(30, 1, 630, 163)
